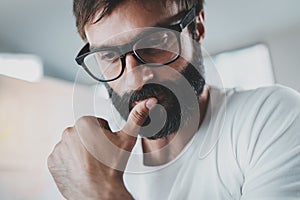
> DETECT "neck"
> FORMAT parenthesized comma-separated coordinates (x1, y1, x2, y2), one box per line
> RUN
(141, 85, 210, 166)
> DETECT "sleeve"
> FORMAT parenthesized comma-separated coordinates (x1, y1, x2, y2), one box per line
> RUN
(240, 86, 300, 200)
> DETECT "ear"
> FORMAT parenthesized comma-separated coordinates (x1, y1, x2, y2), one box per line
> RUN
(195, 10, 205, 43)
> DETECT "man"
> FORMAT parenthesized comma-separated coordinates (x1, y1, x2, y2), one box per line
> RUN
(47, 0, 300, 199)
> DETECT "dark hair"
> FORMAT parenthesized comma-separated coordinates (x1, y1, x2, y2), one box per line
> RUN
(73, 0, 204, 41)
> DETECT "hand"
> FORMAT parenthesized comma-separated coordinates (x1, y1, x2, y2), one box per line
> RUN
(47, 98, 157, 200)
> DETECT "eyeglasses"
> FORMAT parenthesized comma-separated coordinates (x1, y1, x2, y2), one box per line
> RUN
(75, 6, 196, 82)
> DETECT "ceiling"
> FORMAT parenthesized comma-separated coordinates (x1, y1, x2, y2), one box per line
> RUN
(1, 0, 300, 84)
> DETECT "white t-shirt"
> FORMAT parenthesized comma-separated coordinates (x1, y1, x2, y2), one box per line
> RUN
(123, 85, 300, 200)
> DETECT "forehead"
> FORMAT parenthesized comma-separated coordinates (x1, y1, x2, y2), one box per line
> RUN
(85, 1, 184, 47)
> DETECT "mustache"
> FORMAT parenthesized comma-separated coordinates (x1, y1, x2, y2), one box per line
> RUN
(111, 82, 180, 117)
(129, 83, 178, 106)
(111, 82, 182, 139)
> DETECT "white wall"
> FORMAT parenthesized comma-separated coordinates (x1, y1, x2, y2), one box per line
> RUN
(202, 0, 300, 93)
(265, 24, 300, 92)
(204, 24, 300, 93)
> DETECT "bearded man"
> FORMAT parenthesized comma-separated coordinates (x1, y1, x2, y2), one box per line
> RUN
(47, 0, 300, 199)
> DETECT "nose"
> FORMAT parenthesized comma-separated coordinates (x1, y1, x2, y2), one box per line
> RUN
(125, 52, 140, 71)
(125, 53, 154, 90)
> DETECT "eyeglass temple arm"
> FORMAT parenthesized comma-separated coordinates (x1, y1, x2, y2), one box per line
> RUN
(180, 6, 196, 30)
(75, 43, 90, 65)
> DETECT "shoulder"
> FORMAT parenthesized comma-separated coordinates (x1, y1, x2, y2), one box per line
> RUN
(209, 85, 300, 142)
(222, 85, 300, 169)
(228, 84, 300, 105)
(224, 86, 300, 198)
(207, 86, 300, 198)
(223, 85, 300, 140)
(225, 85, 300, 120)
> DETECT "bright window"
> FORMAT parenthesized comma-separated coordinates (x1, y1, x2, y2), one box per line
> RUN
(0, 54, 43, 82)
(204, 44, 275, 90)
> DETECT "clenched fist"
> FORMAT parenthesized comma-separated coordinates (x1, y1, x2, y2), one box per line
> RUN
(47, 98, 157, 200)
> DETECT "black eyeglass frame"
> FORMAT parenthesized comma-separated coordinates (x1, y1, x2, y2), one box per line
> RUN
(75, 6, 196, 82)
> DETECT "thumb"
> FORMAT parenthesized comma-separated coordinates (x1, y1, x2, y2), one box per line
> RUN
(121, 97, 157, 137)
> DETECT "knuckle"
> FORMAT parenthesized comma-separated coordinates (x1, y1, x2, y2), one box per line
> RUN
(47, 154, 55, 169)
(75, 116, 95, 126)
(62, 127, 74, 138)
(63, 126, 73, 134)
(47, 143, 60, 170)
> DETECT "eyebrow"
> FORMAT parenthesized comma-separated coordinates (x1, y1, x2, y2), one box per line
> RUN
(89, 28, 151, 51)
(90, 9, 189, 51)
(156, 9, 189, 28)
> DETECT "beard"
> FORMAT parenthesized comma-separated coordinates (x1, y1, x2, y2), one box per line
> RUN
(105, 47, 205, 140)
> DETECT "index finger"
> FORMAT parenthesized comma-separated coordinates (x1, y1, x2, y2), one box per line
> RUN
(120, 97, 157, 137)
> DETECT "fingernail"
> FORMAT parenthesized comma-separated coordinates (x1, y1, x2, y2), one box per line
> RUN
(146, 98, 157, 110)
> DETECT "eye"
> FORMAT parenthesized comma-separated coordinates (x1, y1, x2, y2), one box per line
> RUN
(147, 35, 168, 47)
(134, 30, 176, 51)
(148, 34, 168, 46)
(98, 51, 120, 62)
(143, 33, 169, 48)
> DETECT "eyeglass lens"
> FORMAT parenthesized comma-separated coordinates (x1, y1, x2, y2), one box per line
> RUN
(83, 29, 179, 81)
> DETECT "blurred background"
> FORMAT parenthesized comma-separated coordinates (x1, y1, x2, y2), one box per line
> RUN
(0, 0, 300, 199)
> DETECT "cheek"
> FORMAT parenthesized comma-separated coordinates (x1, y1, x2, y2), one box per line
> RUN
(107, 81, 124, 96)
(166, 33, 193, 74)
(179, 30, 194, 64)
(163, 58, 189, 76)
